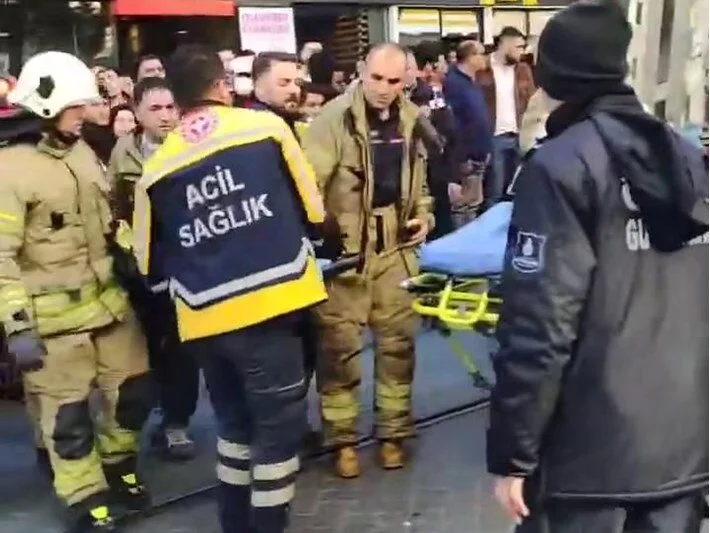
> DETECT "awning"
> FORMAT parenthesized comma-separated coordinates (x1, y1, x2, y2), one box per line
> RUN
(292, 0, 568, 5)
(112, 0, 235, 17)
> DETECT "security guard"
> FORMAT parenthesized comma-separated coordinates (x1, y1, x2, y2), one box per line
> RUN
(0, 52, 151, 533)
(301, 43, 434, 478)
(488, 3, 708, 531)
(132, 44, 332, 533)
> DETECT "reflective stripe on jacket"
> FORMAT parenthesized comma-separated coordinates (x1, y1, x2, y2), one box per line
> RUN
(0, 138, 128, 336)
(133, 105, 327, 341)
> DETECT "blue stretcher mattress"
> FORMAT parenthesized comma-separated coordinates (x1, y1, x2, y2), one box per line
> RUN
(419, 202, 513, 276)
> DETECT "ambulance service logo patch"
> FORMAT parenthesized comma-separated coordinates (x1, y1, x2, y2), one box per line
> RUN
(511, 231, 546, 274)
(182, 110, 218, 143)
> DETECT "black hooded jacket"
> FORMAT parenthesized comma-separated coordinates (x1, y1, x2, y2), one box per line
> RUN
(487, 89, 708, 501)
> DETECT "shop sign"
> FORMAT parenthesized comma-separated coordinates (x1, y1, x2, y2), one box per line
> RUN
(238, 7, 296, 54)
(481, 0, 539, 5)
(480, 0, 569, 5)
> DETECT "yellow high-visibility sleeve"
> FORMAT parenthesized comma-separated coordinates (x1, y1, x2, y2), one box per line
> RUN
(275, 119, 326, 224)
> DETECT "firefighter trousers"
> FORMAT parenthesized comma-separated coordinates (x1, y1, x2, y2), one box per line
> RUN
(189, 312, 307, 533)
(517, 492, 707, 533)
(22, 313, 151, 507)
(315, 220, 420, 446)
(24, 388, 45, 449)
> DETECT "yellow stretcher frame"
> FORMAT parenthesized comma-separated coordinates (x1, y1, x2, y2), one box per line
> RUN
(402, 272, 502, 390)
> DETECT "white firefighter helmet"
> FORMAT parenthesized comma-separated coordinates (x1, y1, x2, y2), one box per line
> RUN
(8, 51, 100, 119)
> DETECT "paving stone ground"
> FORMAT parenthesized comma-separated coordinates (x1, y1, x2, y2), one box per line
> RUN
(0, 330, 494, 533)
(124, 408, 514, 533)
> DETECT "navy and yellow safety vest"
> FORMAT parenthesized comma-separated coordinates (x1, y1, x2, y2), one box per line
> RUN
(132, 105, 328, 341)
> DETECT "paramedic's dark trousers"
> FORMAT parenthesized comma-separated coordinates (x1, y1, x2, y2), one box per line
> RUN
(300, 311, 318, 388)
(189, 313, 307, 533)
(517, 492, 707, 533)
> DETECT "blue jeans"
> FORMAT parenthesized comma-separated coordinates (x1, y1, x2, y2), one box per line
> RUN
(484, 133, 521, 207)
(188, 313, 307, 533)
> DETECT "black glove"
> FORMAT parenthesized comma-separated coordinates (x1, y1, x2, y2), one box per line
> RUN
(7, 329, 46, 373)
(311, 214, 345, 261)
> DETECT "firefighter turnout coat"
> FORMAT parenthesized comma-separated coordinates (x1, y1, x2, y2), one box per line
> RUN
(0, 138, 129, 337)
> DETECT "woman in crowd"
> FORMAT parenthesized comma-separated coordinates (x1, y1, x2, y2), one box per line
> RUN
(110, 104, 137, 138)
(82, 91, 116, 168)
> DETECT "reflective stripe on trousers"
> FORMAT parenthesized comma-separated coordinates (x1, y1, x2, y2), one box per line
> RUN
(190, 317, 307, 533)
(217, 438, 300, 507)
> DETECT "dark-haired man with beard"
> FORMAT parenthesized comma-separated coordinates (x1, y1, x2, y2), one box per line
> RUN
(252, 52, 303, 134)
(477, 26, 535, 208)
(251, 51, 324, 451)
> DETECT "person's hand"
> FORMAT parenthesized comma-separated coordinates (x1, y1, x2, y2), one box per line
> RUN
(120, 77, 134, 97)
(448, 183, 464, 205)
(311, 213, 345, 260)
(493, 476, 530, 525)
(105, 76, 121, 98)
(404, 218, 429, 245)
(6, 330, 46, 374)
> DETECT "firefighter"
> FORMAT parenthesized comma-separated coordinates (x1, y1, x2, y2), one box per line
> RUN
(301, 43, 434, 478)
(0, 74, 52, 475)
(0, 51, 152, 533)
(132, 44, 339, 533)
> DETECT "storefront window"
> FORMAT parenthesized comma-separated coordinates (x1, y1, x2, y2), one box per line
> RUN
(397, 8, 481, 48)
(527, 10, 555, 44)
(0, 0, 113, 72)
(398, 9, 441, 47)
(491, 9, 526, 36)
(441, 11, 480, 40)
(23, 1, 110, 63)
(0, 0, 21, 75)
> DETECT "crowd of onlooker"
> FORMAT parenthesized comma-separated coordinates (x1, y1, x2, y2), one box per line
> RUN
(0, 27, 549, 461)
(74, 26, 544, 241)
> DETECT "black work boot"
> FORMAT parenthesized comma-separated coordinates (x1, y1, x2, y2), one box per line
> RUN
(67, 493, 117, 533)
(104, 457, 151, 512)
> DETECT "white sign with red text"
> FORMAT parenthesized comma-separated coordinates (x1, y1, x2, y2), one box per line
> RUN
(238, 7, 296, 55)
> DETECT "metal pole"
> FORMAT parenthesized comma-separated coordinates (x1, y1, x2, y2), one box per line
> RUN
(636, 0, 663, 110)
(666, 0, 691, 126)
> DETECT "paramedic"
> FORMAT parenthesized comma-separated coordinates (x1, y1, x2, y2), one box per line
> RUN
(107, 76, 199, 461)
(487, 2, 709, 532)
(301, 42, 434, 478)
(0, 51, 151, 533)
(132, 44, 332, 533)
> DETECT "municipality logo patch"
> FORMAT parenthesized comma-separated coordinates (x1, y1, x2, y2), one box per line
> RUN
(511, 231, 546, 274)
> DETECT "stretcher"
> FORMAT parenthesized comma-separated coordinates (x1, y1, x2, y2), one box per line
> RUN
(318, 254, 360, 279)
(402, 202, 513, 390)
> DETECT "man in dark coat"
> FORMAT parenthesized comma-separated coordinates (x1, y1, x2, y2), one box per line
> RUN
(487, 2, 709, 532)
